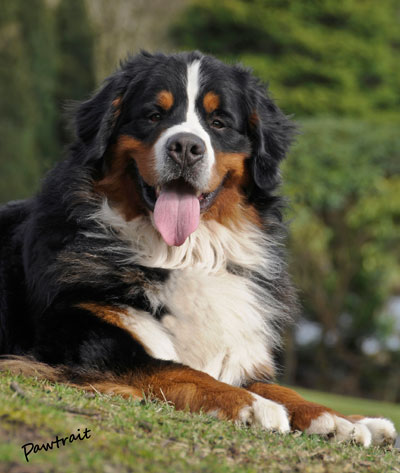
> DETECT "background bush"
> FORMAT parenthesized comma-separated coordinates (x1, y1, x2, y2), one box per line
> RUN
(284, 119, 400, 399)
(172, 0, 400, 118)
(0, 0, 95, 202)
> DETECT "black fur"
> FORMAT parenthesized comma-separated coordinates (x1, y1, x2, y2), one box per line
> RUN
(0, 51, 296, 380)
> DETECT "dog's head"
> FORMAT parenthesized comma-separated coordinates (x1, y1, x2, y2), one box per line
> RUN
(75, 51, 294, 246)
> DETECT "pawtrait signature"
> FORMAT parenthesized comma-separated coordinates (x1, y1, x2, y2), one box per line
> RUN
(21, 427, 91, 462)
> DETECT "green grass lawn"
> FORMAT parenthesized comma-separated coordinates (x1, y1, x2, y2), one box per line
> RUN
(1, 372, 399, 473)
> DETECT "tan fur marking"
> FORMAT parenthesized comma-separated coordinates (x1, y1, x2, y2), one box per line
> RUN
(347, 414, 366, 421)
(205, 152, 260, 227)
(0, 357, 256, 420)
(78, 302, 128, 330)
(112, 97, 122, 108)
(95, 135, 156, 220)
(157, 90, 174, 110)
(246, 383, 345, 431)
(77, 303, 155, 354)
(249, 111, 259, 127)
(0, 356, 143, 400)
(115, 135, 157, 186)
(137, 366, 254, 419)
(203, 91, 220, 114)
(83, 382, 143, 399)
(0, 356, 62, 381)
(112, 97, 122, 119)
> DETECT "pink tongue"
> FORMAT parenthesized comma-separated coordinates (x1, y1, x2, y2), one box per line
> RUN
(154, 188, 200, 246)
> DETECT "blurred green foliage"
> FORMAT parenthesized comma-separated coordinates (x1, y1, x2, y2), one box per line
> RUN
(172, 0, 400, 118)
(0, 0, 95, 203)
(284, 119, 400, 399)
(19, 0, 58, 169)
(55, 0, 96, 145)
(172, 0, 400, 400)
(0, 1, 42, 203)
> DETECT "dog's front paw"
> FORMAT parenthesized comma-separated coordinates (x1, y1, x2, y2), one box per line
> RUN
(305, 412, 397, 447)
(209, 391, 290, 433)
(306, 412, 372, 446)
(237, 393, 290, 433)
(245, 383, 397, 447)
(356, 417, 397, 446)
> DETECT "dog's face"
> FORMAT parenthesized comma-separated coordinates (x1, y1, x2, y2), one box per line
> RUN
(76, 52, 294, 246)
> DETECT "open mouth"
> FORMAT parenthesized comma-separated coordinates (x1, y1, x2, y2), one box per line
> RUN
(134, 166, 228, 246)
(138, 174, 227, 214)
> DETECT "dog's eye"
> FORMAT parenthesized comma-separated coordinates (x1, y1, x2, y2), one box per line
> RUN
(149, 112, 162, 123)
(211, 119, 225, 129)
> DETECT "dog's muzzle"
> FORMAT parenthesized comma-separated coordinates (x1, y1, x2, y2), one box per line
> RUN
(160, 132, 208, 189)
(166, 132, 206, 169)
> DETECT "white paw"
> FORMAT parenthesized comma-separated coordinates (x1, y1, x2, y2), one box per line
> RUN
(237, 393, 290, 433)
(357, 417, 397, 446)
(306, 412, 372, 447)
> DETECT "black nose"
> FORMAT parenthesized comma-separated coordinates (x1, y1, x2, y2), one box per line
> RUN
(166, 132, 206, 167)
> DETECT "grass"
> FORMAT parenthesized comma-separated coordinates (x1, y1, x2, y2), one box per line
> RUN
(0, 372, 399, 473)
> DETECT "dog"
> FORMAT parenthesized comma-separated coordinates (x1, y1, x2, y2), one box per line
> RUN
(0, 51, 396, 446)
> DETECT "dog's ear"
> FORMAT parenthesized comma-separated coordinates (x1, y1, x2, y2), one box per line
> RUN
(249, 85, 296, 192)
(75, 72, 128, 160)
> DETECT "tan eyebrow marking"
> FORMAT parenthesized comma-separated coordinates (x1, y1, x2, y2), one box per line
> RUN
(157, 90, 174, 110)
(203, 91, 220, 114)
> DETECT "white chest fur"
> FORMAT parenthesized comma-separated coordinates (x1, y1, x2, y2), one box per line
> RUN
(156, 267, 274, 386)
(94, 202, 284, 386)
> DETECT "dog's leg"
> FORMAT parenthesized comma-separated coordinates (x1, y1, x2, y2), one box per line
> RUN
(1, 355, 289, 433)
(0, 302, 289, 433)
(246, 383, 396, 446)
(105, 363, 290, 432)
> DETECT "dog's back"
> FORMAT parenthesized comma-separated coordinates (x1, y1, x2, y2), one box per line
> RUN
(0, 199, 34, 354)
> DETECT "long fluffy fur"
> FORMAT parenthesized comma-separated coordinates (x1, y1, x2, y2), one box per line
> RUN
(0, 50, 296, 407)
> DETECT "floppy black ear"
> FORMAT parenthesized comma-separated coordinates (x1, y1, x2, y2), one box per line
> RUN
(75, 71, 129, 159)
(249, 86, 296, 192)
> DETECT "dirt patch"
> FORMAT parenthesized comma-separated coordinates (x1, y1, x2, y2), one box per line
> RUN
(0, 417, 49, 445)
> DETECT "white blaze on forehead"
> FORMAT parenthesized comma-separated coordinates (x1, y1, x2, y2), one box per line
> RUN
(185, 61, 204, 130)
(154, 59, 215, 187)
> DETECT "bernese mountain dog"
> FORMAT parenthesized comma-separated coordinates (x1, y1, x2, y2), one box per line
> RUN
(0, 51, 396, 446)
